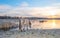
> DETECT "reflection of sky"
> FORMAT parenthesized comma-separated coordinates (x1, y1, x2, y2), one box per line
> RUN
(0, 19, 19, 25)
(0, 19, 60, 29)
(32, 20, 60, 29)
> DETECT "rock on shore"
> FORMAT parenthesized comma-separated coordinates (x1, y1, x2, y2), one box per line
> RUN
(0, 22, 18, 31)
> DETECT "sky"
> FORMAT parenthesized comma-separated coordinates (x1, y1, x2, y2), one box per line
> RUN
(0, 0, 60, 17)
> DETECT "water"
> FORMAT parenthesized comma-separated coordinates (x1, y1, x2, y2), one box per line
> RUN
(0, 19, 60, 38)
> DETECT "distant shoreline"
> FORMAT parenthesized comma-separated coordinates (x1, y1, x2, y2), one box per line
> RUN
(0, 16, 60, 20)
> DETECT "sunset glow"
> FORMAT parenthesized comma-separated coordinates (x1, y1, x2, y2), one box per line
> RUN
(49, 11, 56, 15)
(0, 0, 60, 29)
(52, 20, 56, 28)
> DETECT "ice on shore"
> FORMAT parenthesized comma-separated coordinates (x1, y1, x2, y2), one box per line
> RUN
(0, 29, 60, 38)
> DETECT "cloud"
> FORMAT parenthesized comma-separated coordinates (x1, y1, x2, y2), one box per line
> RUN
(0, 2, 60, 17)
(0, 5, 12, 16)
(0, 5, 11, 9)
(20, 2, 29, 7)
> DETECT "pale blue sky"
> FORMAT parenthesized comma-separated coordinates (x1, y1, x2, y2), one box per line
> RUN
(0, 0, 60, 16)
(0, 0, 59, 7)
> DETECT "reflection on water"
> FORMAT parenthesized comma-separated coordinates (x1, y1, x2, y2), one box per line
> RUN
(0, 19, 60, 38)
(0, 19, 60, 29)
(31, 19, 60, 29)
(42, 20, 60, 29)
